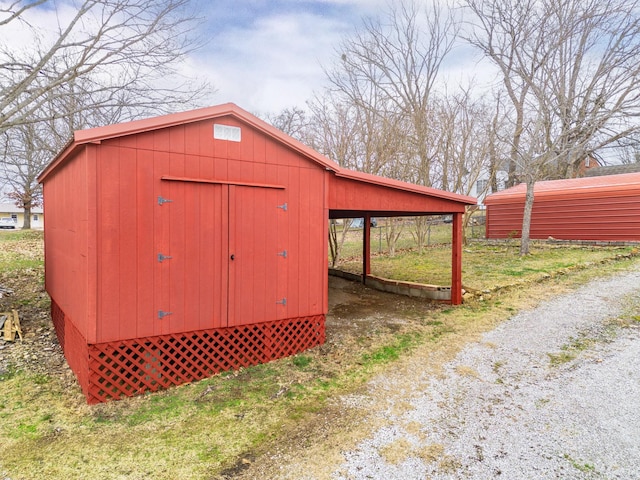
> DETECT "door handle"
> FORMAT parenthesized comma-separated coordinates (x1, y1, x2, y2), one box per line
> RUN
(230, 254, 235, 261)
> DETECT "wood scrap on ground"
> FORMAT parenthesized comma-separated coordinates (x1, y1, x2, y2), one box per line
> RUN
(0, 310, 22, 342)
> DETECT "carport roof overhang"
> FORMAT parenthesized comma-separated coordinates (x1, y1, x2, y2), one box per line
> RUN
(328, 169, 476, 217)
(326, 169, 476, 307)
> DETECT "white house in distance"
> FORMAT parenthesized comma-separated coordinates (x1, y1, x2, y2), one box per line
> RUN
(471, 170, 509, 204)
(0, 203, 44, 229)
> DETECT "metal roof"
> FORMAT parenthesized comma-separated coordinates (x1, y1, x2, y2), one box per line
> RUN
(584, 163, 640, 177)
(39, 103, 476, 210)
(485, 172, 640, 204)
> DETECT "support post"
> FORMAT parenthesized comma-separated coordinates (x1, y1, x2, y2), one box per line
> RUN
(451, 212, 463, 305)
(363, 214, 371, 284)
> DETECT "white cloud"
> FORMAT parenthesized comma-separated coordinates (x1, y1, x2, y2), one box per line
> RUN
(192, 9, 361, 114)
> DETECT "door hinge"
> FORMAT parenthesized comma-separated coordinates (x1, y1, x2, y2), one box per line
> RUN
(158, 196, 173, 206)
(157, 253, 173, 263)
(276, 298, 287, 306)
(277, 202, 287, 211)
(158, 310, 173, 319)
(277, 250, 287, 258)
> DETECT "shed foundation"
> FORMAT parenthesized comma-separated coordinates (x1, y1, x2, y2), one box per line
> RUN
(51, 301, 325, 403)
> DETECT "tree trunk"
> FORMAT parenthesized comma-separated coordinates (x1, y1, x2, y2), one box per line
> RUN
(384, 218, 404, 257)
(329, 220, 339, 267)
(22, 205, 32, 230)
(519, 177, 535, 256)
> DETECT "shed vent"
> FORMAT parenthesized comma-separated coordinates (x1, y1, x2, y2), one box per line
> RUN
(213, 123, 241, 142)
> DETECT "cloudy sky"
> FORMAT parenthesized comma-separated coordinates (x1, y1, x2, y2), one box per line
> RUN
(4, 0, 490, 118)
(189, 0, 401, 115)
(187, 0, 493, 116)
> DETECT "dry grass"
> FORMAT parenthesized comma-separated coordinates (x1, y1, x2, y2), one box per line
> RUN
(455, 365, 480, 378)
(0, 230, 639, 479)
(379, 438, 415, 465)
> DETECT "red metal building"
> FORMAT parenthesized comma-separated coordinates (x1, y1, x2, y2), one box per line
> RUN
(39, 103, 475, 403)
(485, 172, 640, 241)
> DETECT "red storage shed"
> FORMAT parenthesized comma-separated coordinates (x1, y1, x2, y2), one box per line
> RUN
(485, 172, 640, 241)
(39, 103, 475, 403)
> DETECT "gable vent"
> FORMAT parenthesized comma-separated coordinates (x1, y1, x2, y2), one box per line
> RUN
(213, 124, 241, 142)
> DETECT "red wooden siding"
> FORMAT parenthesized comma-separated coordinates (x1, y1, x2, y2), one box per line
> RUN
(43, 146, 97, 342)
(91, 118, 326, 343)
(329, 174, 470, 216)
(485, 174, 640, 241)
(227, 185, 282, 325)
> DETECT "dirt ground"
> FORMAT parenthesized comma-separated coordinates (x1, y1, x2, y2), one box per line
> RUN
(325, 276, 439, 343)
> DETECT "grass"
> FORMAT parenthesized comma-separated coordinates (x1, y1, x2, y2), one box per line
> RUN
(547, 334, 598, 366)
(0, 230, 639, 479)
(336, 225, 637, 291)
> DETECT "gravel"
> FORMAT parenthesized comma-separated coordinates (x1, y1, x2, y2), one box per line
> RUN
(335, 268, 640, 479)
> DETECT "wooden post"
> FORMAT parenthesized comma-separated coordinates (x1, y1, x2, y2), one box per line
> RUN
(451, 212, 463, 305)
(363, 214, 371, 284)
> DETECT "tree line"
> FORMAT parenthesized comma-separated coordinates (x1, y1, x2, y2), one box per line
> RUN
(2, 0, 640, 255)
(270, 0, 640, 256)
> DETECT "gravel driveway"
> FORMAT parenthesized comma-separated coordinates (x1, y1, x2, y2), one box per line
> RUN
(336, 268, 640, 479)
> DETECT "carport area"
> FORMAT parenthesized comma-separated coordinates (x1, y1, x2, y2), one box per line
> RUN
(327, 169, 476, 305)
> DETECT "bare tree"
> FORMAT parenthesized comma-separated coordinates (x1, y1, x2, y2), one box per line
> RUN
(0, 0, 210, 135)
(325, 0, 459, 187)
(0, 124, 47, 229)
(433, 89, 494, 196)
(307, 92, 362, 171)
(0, 0, 211, 225)
(265, 107, 311, 143)
(466, 0, 640, 254)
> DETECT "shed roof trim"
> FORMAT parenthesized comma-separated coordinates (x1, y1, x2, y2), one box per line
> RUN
(39, 103, 477, 208)
(485, 172, 640, 204)
(334, 169, 476, 205)
(39, 103, 339, 182)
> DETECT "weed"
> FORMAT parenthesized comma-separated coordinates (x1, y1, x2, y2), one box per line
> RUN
(563, 453, 596, 473)
(15, 423, 38, 437)
(419, 443, 445, 463)
(32, 374, 50, 385)
(292, 355, 312, 369)
(0, 365, 19, 382)
(125, 393, 188, 426)
(548, 333, 597, 366)
(422, 319, 444, 326)
(535, 398, 550, 408)
(360, 332, 424, 367)
(455, 365, 479, 378)
(564, 335, 595, 352)
(547, 351, 575, 366)
(428, 324, 455, 342)
(362, 345, 399, 365)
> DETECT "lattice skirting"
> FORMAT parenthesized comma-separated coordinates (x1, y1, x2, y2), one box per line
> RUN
(50, 301, 325, 404)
